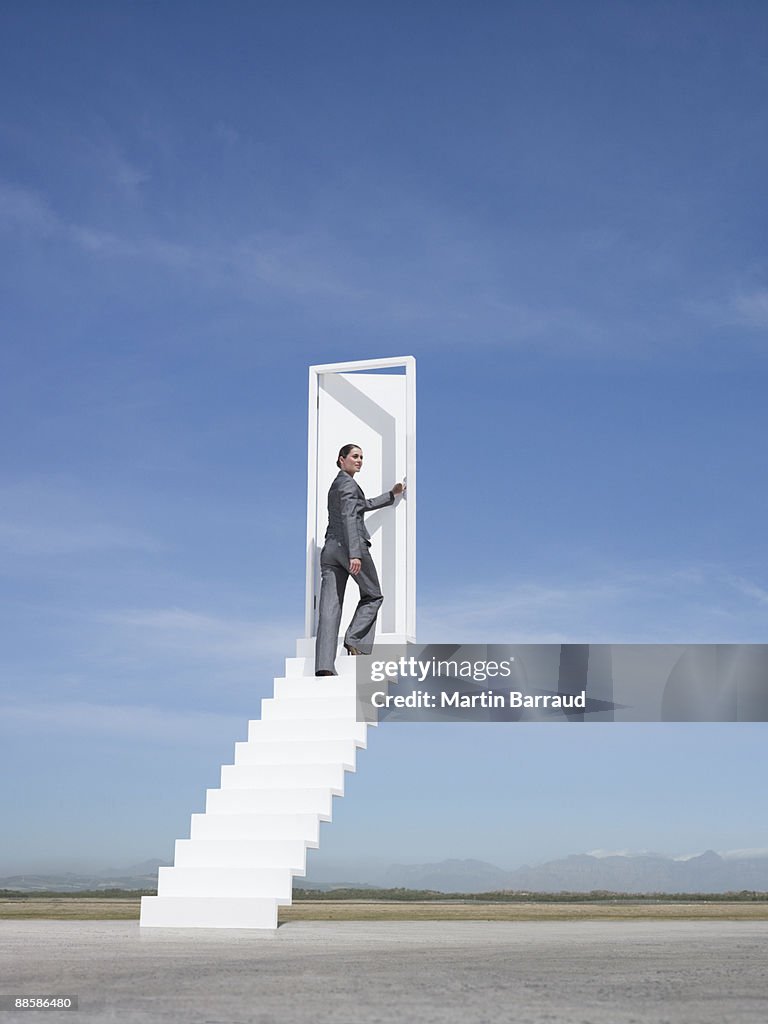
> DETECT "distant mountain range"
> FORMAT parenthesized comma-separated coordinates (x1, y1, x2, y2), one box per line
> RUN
(0, 860, 166, 893)
(2, 851, 767, 894)
(359, 851, 768, 893)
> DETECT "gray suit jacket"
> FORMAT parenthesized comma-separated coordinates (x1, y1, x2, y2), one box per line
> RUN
(325, 470, 394, 559)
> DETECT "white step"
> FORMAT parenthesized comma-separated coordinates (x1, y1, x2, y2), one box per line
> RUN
(157, 865, 293, 899)
(281, 657, 358, 679)
(273, 677, 358, 699)
(174, 838, 307, 870)
(220, 763, 346, 794)
(247, 718, 369, 746)
(293, 642, 358, 672)
(205, 787, 334, 818)
(233, 739, 357, 768)
(330, 658, 358, 677)
(284, 657, 311, 677)
(284, 655, 361, 677)
(140, 896, 279, 929)
(261, 695, 358, 720)
(190, 812, 321, 845)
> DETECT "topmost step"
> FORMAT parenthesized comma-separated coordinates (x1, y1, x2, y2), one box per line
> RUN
(284, 656, 357, 678)
(294, 635, 411, 660)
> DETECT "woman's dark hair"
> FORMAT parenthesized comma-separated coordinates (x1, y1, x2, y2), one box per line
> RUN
(337, 444, 361, 467)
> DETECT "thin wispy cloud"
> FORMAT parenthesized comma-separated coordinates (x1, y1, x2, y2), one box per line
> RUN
(420, 577, 628, 642)
(689, 288, 768, 333)
(418, 566, 768, 643)
(99, 146, 150, 198)
(0, 180, 58, 234)
(0, 178, 364, 298)
(226, 234, 368, 299)
(730, 289, 768, 330)
(727, 576, 768, 605)
(69, 224, 198, 269)
(0, 479, 162, 558)
(99, 606, 297, 662)
(0, 519, 161, 557)
(0, 700, 242, 745)
(213, 121, 240, 145)
(0, 178, 677, 350)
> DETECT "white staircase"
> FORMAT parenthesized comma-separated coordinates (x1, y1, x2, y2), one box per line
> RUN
(140, 640, 372, 929)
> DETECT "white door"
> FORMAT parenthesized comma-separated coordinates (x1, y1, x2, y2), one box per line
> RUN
(306, 358, 415, 642)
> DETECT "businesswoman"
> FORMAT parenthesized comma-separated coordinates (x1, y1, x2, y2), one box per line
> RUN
(315, 444, 404, 676)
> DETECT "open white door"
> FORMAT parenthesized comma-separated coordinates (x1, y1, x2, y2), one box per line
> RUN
(305, 357, 415, 643)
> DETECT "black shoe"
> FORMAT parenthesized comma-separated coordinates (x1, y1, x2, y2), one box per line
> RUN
(315, 670, 335, 676)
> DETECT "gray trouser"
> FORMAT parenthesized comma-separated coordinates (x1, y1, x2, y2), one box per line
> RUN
(314, 539, 383, 674)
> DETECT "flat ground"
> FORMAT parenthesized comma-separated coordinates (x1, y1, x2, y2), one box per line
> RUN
(2, 897, 768, 921)
(1, 918, 767, 1023)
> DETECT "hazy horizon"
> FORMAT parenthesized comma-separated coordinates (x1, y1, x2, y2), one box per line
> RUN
(4, 845, 768, 881)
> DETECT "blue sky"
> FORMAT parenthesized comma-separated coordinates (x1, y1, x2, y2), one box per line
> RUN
(1, 1, 767, 876)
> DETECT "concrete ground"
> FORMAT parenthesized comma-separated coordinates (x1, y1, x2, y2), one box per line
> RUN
(1, 919, 767, 1023)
